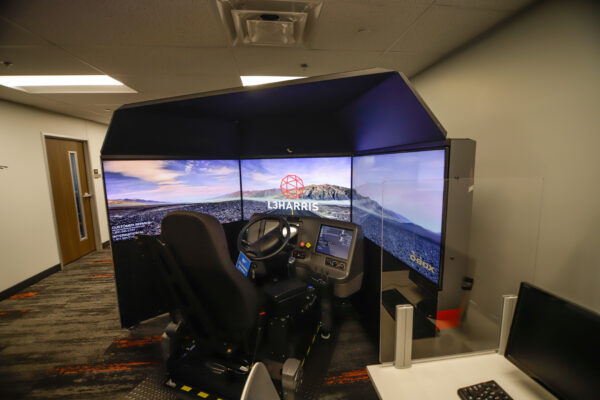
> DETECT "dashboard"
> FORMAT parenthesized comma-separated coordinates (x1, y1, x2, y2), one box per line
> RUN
(247, 215, 364, 298)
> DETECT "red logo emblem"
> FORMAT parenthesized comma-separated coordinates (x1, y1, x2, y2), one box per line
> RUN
(280, 175, 304, 199)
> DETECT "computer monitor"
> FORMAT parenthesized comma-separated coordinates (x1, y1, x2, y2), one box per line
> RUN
(240, 156, 352, 222)
(505, 282, 600, 399)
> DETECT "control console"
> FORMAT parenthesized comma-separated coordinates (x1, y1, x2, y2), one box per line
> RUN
(248, 215, 364, 298)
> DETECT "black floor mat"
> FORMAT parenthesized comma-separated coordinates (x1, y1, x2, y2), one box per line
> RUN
(125, 299, 380, 400)
(298, 299, 379, 400)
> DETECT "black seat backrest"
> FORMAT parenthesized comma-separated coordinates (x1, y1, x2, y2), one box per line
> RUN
(136, 234, 218, 343)
(160, 211, 260, 341)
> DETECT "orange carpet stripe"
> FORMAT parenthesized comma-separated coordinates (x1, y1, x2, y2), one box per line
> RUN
(49, 361, 158, 375)
(0, 310, 30, 316)
(10, 292, 38, 299)
(87, 273, 115, 278)
(325, 368, 370, 385)
(113, 335, 162, 348)
(91, 259, 113, 264)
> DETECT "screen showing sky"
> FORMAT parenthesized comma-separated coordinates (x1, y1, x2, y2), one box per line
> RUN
(353, 150, 445, 233)
(103, 159, 242, 241)
(352, 150, 446, 285)
(241, 157, 351, 191)
(103, 160, 240, 203)
(241, 157, 352, 221)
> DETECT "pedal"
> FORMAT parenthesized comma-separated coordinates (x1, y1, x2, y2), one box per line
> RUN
(282, 358, 303, 392)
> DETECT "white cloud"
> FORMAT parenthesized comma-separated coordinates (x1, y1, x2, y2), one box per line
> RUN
(248, 171, 279, 184)
(104, 160, 183, 185)
(197, 165, 239, 176)
(112, 183, 239, 202)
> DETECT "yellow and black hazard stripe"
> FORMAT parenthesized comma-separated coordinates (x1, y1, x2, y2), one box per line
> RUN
(167, 381, 228, 400)
(301, 324, 321, 367)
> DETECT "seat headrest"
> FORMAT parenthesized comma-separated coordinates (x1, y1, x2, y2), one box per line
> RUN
(161, 211, 230, 269)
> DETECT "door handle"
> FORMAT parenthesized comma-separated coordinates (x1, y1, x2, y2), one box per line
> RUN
(83, 192, 93, 198)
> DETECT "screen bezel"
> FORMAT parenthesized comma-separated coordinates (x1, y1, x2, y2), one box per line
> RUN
(315, 224, 355, 260)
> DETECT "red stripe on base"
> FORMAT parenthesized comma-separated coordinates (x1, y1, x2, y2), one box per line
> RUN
(436, 308, 460, 330)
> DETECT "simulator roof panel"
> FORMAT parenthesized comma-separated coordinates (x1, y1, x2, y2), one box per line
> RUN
(101, 69, 446, 158)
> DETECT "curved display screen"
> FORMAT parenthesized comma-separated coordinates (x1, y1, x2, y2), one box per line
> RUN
(240, 157, 352, 222)
(352, 150, 446, 286)
(103, 159, 242, 242)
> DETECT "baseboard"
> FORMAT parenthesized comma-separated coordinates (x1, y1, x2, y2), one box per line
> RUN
(0, 263, 61, 301)
(102, 240, 110, 249)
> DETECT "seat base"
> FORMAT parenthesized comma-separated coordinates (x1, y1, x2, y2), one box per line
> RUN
(167, 351, 249, 399)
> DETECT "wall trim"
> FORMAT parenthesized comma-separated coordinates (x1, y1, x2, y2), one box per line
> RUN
(0, 264, 61, 301)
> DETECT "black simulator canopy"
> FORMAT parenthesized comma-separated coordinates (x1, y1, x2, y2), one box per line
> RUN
(101, 68, 446, 159)
(101, 68, 452, 328)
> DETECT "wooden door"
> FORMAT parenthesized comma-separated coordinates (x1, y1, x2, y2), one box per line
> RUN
(45, 137, 96, 264)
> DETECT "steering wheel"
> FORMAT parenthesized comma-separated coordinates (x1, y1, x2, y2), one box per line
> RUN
(237, 215, 292, 261)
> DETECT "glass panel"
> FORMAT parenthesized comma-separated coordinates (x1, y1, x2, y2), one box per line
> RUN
(380, 176, 543, 361)
(68, 152, 87, 240)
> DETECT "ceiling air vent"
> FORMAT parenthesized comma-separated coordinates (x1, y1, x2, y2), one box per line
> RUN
(217, 0, 322, 47)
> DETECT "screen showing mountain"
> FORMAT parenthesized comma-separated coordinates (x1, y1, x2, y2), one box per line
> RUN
(352, 150, 446, 286)
(240, 157, 352, 221)
(103, 160, 241, 241)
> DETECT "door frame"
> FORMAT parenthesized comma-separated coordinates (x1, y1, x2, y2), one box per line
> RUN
(41, 132, 103, 267)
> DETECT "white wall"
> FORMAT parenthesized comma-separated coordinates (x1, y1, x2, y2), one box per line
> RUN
(413, 0, 600, 315)
(0, 100, 108, 292)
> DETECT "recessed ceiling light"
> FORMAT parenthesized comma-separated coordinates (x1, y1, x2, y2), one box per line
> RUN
(0, 75, 136, 93)
(240, 76, 305, 87)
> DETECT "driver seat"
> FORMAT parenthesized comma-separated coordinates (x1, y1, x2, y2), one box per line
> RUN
(136, 211, 316, 397)
(160, 211, 260, 348)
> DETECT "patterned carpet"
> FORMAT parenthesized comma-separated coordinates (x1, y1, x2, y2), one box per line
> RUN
(0, 249, 380, 400)
(0, 250, 167, 400)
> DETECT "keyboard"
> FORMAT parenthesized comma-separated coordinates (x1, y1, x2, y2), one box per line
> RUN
(457, 380, 513, 400)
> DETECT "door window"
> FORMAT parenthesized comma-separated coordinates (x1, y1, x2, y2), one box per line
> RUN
(68, 151, 87, 240)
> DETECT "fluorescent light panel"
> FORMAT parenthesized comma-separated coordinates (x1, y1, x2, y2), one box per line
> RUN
(0, 75, 136, 93)
(241, 75, 305, 87)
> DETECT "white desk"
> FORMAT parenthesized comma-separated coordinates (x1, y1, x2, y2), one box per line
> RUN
(367, 352, 557, 400)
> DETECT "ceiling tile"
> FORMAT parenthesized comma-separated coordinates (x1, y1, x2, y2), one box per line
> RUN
(434, 0, 535, 11)
(0, 85, 109, 123)
(36, 92, 168, 106)
(1, 0, 228, 47)
(376, 51, 445, 77)
(0, 17, 46, 46)
(310, 1, 428, 51)
(0, 0, 532, 124)
(390, 5, 509, 54)
(64, 45, 240, 76)
(112, 74, 242, 95)
(0, 45, 100, 75)
(83, 104, 122, 114)
(234, 47, 397, 76)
